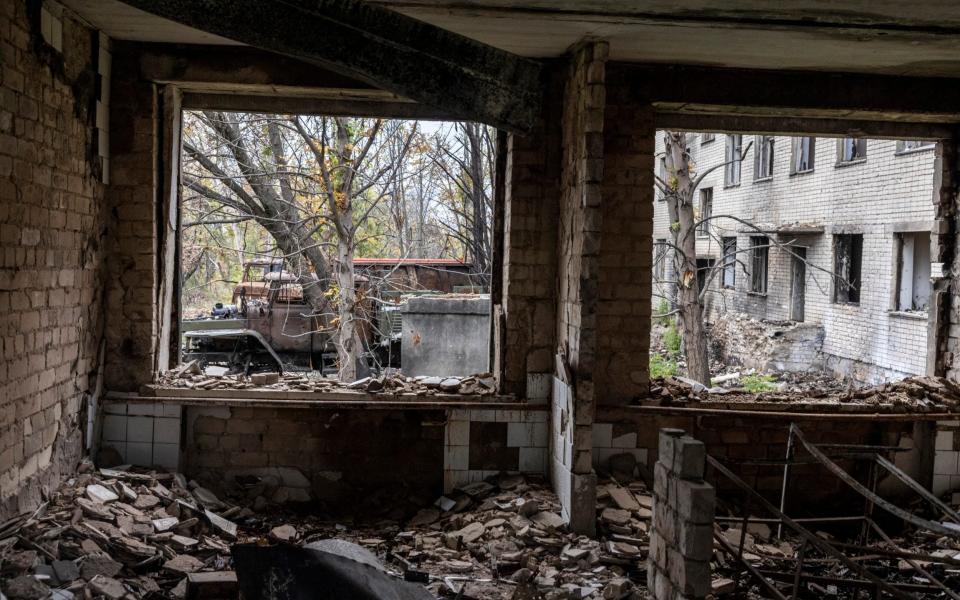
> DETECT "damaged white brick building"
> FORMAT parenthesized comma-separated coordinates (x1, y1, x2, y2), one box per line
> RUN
(653, 133, 938, 383)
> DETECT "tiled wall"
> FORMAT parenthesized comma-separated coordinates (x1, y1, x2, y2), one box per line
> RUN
(934, 419, 960, 495)
(591, 422, 648, 472)
(441, 374, 551, 493)
(100, 402, 182, 470)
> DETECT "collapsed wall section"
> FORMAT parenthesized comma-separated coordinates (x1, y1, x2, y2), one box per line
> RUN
(0, 1, 107, 517)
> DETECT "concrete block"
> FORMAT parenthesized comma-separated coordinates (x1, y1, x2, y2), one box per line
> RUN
(153, 417, 180, 444)
(507, 422, 531, 447)
(611, 431, 638, 448)
(102, 414, 126, 442)
(675, 480, 715, 525)
(159, 403, 182, 418)
(678, 521, 714, 562)
(530, 422, 548, 447)
(127, 416, 153, 443)
(471, 409, 497, 422)
(448, 408, 470, 422)
(525, 409, 549, 423)
(525, 372, 551, 400)
(103, 402, 126, 415)
(592, 423, 613, 448)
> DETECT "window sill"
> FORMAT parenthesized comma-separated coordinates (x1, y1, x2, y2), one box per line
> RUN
(722, 285, 735, 290)
(895, 146, 935, 156)
(701, 138, 716, 145)
(789, 169, 814, 177)
(888, 310, 928, 321)
(753, 176, 774, 183)
(724, 183, 741, 190)
(746, 291, 767, 297)
(831, 301, 861, 307)
(835, 158, 867, 168)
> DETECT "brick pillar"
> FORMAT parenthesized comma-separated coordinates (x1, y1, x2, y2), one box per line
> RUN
(649, 429, 714, 600)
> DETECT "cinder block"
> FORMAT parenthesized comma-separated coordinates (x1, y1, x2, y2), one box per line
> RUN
(471, 409, 497, 422)
(445, 445, 468, 470)
(159, 403, 182, 418)
(675, 480, 715, 525)
(611, 431, 638, 448)
(103, 402, 126, 415)
(127, 403, 157, 417)
(936, 430, 954, 451)
(525, 409, 549, 423)
(507, 422, 530, 447)
(934, 450, 959, 475)
(678, 521, 714, 562)
(525, 372, 551, 400)
(519, 447, 547, 473)
(152, 443, 179, 470)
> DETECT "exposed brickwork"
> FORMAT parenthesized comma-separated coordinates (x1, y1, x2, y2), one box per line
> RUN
(183, 407, 444, 508)
(0, 1, 106, 518)
(598, 66, 654, 402)
(103, 44, 158, 392)
(500, 69, 561, 396)
(596, 412, 916, 509)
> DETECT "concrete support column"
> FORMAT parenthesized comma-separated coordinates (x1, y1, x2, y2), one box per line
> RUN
(648, 429, 714, 600)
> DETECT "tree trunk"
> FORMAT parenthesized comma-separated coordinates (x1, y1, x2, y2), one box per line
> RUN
(335, 218, 360, 381)
(664, 132, 711, 385)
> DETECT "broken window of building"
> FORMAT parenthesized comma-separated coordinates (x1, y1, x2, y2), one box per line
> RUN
(658, 156, 667, 201)
(724, 134, 742, 186)
(749, 236, 768, 294)
(754, 135, 774, 179)
(696, 188, 712, 237)
(722, 237, 736, 289)
(897, 140, 935, 153)
(701, 132, 715, 144)
(838, 138, 867, 163)
(833, 234, 863, 304)
(654, 238, 667, 279)
(791, 137, 815, 173)
(895, 231, 932, 311)
(696, 257, 716, 293)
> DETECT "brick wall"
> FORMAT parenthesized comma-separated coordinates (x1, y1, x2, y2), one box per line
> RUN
(103, 44, 158, 392)
(0, 1, 107, 517)
(182, 406, 444, 510)
(652, 133, 937, 383)
(595, 412, 918, 510)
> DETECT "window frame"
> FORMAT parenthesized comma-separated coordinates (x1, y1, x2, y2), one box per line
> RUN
(893, 231, 932, 312)
(721, 237, 737, 290)
(837, 138, 867, 165)
(654, 238, 668, 279)
(832, 233, 864, 305)
(749, 235, 769, 295)
(895, 140, 935, 155)
(657, 156, 668, 201)
(754, 135, 775, 181)
(701, 132, 716, 144)
(790, 136, 815, 174)
(696, 188, 713, 238)
(724, 134, 742, 188)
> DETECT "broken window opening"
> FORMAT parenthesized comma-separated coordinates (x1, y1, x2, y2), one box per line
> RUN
(654, 238, 667, 279)
(833, 234, 863, 304)
(696, 188, 713, 238)
(722, 237, 736, 289)
(696, 258, 716, 295)
(754, 135, 774, 180)
(657, 156, 668, 201)
(749, 236, 768, 295)
(838, 138, 867, 163)
(725, 134, 742, 187)
(791, 137, 815, 174)
(895, 231, 932, 312)
(701, 132, 715, 144)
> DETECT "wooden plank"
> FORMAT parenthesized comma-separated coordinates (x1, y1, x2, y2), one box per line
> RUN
(116, 0, 542, 131)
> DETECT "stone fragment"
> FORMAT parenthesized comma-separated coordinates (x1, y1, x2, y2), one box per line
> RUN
(531, 511, 565, 530)
(445, 521, 485, 548)
(52, 560, 80, 584)
(164, 554, 205, 575)
(192, 487, 225, 510)
(132, 494, 160, 510)
(600, 508, 631, 526)
(5, 575, 49, 600)
(408, 508, 440, 527)
(712, 578, 736, 595)
(439, 377, 461, 392)
(80, 555, 123, 580)
(270, 524, 297, 541)
(251, 372, 280, 385)
(86, 484, 119, 504)
(204, 509, 237, 538)
(88, 575, 126, 600)
(152, 517, 180, 532)
(1, 550, 38, 575)
(606, 486, 640, 512)
(602, 578, 633, 599)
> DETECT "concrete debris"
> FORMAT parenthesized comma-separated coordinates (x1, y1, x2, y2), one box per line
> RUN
(269, 524, 297, 541)
(156, 370, 499, 397)
(651, 374, 960, 411)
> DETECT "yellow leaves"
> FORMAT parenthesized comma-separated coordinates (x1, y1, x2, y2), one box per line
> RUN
(334, 191, 348, 211)
(681, 269, 695, 288)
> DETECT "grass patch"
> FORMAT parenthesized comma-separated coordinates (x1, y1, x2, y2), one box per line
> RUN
(742, 374, 777, 393)
(663, 320, 681, 357)
(650, 353, 678, 379)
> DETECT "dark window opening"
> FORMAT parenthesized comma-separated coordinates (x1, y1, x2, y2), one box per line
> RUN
(722, 237, 736, 289)
(725, 134, 742, 186)
(838, 138, 867, 163)
(749, 236, 768, 295)
(791, 137, 815, 173)
(833, 234, 863, 304)
(754, 135, 774, 179)
(697, 188, 713, 237)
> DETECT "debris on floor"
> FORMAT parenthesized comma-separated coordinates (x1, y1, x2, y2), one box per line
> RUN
(650, 374, 960, 411)
(153, 367, 499, 397)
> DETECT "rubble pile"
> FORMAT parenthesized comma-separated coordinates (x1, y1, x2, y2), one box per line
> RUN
(650, 375, 960, 411)
(154, 361, 498, 397)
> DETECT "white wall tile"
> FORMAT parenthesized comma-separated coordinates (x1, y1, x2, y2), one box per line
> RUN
(936, 431, 954, 451)
(445, 420, 470, 446)
(126, 442, 153, 466)
(592, 423, 613, 448)
(934, 450, 959, 475)
(153, 443, 179, 470)
(519, 447, 547, 473)
(526, 373, 551, 400)
(103, 402, 127, 415)
(160, 404, 182, 418)
(507, 422, 529, 447)
(611, 432, 638, 449)
(445, 445, 469, 470)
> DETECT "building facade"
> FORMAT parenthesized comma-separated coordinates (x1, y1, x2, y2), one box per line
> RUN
(653, 133, 937, 383)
